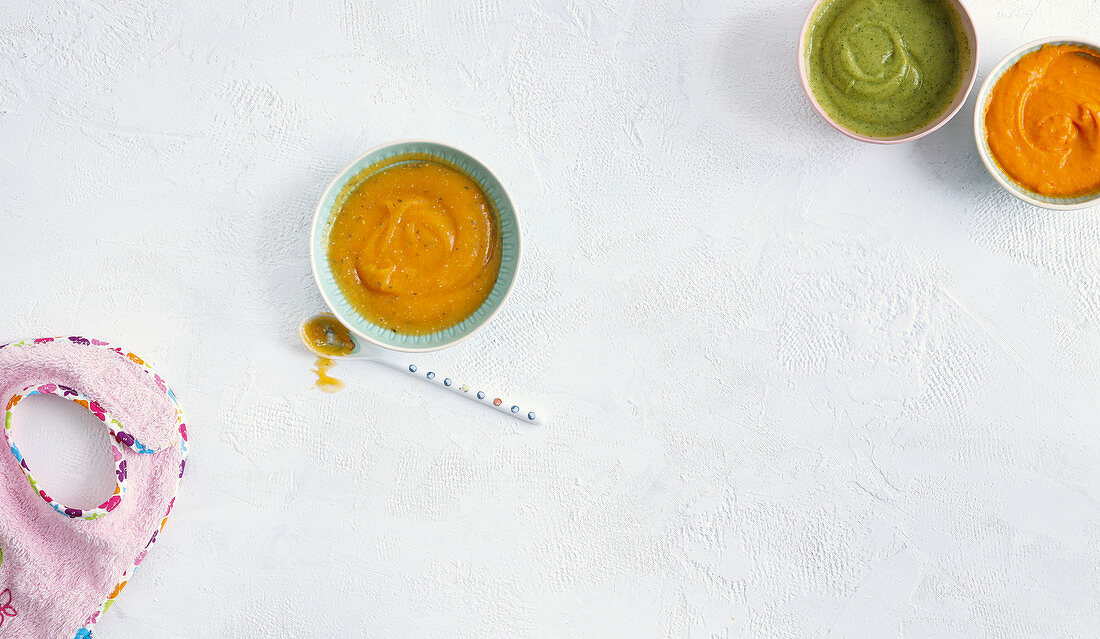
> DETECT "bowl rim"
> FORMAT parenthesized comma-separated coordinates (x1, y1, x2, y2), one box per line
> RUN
(797, 0, 980, 145)
(309, 139, 522, 353)
(973, 36, 1100, 211)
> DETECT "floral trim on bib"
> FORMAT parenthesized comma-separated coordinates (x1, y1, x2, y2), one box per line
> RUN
(4, 384, 129, 520)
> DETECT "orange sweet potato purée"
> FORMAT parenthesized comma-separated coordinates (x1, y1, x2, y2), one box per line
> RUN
(985, 44, 1100, 197)
(327, 158, 501, 335)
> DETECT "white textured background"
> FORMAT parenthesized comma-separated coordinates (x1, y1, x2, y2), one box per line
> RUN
(2, 0, 1099, 636)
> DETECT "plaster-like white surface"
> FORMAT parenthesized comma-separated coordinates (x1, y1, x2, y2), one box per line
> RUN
(2, 0, 1099, 636)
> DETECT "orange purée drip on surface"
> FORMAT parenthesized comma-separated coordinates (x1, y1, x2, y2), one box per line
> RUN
(312, 357, 345, 394)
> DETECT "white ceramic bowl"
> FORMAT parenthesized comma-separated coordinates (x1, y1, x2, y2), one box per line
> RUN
(797, 0, 979, 144)
(973, 37, 1100, 210)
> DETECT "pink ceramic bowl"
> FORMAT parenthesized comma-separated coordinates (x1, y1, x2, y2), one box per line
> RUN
(797, 0, 979, 144)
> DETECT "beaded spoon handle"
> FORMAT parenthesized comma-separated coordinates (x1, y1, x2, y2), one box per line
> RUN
(390, 360, 541, 424)
(300, 313, 544, 425)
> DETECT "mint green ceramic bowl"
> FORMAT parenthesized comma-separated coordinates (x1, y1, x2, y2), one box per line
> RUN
(310, 140, 521, 352)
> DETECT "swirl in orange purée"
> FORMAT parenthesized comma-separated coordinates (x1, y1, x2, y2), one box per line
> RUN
(327, 160, 501, 335)
(985, 44, 1100, 197)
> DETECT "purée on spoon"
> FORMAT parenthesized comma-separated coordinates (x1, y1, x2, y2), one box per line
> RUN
(301, 313, 356, 393)
(301, 312, 357, 357)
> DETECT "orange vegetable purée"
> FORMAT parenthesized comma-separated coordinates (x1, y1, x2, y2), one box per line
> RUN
(985, 44, 1100, 197)
(327, 159, 501, 335)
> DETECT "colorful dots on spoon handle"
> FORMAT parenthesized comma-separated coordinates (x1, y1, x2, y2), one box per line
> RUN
(402, 363, 544, 425)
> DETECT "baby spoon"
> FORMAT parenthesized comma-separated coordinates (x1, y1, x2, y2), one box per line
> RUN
(300, 313, 544, 425)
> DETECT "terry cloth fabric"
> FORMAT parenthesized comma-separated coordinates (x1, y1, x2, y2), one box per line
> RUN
(0, 337, 188, 639)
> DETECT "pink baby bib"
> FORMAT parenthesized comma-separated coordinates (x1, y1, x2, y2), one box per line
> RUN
(0, 337, 188, 639)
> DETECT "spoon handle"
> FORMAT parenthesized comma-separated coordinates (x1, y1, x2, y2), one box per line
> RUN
(379, 359, 544, 425)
